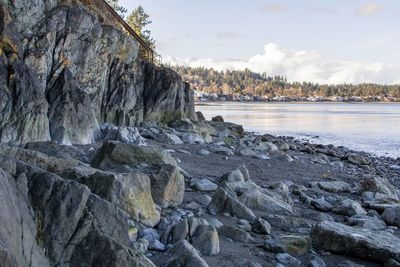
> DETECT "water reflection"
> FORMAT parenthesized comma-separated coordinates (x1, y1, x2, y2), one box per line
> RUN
(197, 102, 400, 158)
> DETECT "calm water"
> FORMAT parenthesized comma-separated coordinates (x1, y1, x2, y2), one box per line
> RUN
(197, 102, 400, 158)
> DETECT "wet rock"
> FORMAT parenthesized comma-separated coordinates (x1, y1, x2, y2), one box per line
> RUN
(148, 164, 185, 207)
(191, 225, 220, 256)
(311, 221, 400, 263)
(382, 206, 400, 227)
(191, 178, 218, 192)
(317, 181, 351, 193)
(251, 218, 272, 235)
(311, 197, 333, 212)
(218, 225, 253, 243)
(332, 198, 367, 216)
(161, 240, 208, 267)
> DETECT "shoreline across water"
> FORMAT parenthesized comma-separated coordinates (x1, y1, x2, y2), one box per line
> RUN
(196, 101, 400, 158)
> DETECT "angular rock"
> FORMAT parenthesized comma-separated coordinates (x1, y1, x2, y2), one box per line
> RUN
(251, 218, 272, 235)
(192, 225, 220, 256)
(100, 123, 145, 145)
(347, 153, 371, 166)
(276, 253, 301, 266)
(217, 225, 253, 243)
(208, 186, 256, 221)
(348, 215, 387, 230)
(382, 206, 400, 227)
(0, 169, 50, 267)
(332, 198, 366, 217)
(311, 198, 333, 212)
(76, 171, 160, 227)
(264, 235, 309, 255)
(148, 164, 185, 207)
(91, 141, 176, 170)
(317, 181, 351, 193)
(161, 240, 209, 266)
(311, 221, 400, 263)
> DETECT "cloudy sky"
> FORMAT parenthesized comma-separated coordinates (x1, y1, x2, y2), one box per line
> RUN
(120, 0, 400, 84)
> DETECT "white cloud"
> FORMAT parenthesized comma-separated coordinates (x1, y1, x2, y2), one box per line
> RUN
(262, 4, 288, 13)
(165, 43, 400, 84)
(356, 3, 384, 16)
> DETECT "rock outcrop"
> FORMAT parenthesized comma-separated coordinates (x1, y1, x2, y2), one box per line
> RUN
(0, 0, 195, 145)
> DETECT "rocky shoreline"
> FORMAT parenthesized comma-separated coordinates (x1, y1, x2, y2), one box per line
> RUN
(1, 114, 400, 266)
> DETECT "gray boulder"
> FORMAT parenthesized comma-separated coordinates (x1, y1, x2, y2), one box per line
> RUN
(207, 186, 257, 221)
(192, 178, 218, 192)
(91, 141, 176, 170)
(148, 164, 185, 207)
(332, 198, 367, 216)
(382, 206, 400, 227)
(317, 181, 351, 193)
(311, 221, 400, 263)
(191, 225, 220, 256)
(217, 225, 253, 243)
(72, 171, 160, 227)
(161, 240, 209, 267)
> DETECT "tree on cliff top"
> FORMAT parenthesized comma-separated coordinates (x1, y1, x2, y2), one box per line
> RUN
(126, 6, 156, 50)
(106, 0, 127, 17)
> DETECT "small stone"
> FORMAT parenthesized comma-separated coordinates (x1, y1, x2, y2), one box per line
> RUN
(251, 218, 272, 235)
(192, 179, 218, 192)
(382, 206, 400, 227)
(276, 253, 301, 266)
(199, 149, 210, 156)
(311, 198, 333, 212)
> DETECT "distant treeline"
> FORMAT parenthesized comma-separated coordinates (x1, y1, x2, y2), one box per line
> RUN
(172, 66, 400, 99)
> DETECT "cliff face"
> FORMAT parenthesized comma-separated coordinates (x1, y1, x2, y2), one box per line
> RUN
(0, 0, 195, 145)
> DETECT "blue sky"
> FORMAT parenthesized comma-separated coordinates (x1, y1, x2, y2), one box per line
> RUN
(120, 0, 400, 84)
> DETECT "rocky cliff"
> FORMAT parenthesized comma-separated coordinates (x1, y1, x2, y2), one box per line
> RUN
(0, 0, 195, 145)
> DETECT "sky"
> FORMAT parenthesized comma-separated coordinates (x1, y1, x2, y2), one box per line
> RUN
(119, 0, 400, 84)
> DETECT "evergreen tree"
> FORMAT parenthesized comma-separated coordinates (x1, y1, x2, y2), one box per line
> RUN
(126, 6, 156, 49)
(105, 0, 127, 17)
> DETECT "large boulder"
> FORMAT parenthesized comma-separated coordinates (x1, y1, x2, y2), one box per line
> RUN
(160, 240, 209, 267)
(75, 171, 160, 227)
(0, 169, 50, 267)
(0, 145, 81, 173)
(382, 206, 400, 227)
(91, 141, 177, 170)
(361, 176, 399, 205)
(208, 186, 256, 221)
(148, 164, 185, 207)
(311, 221, 400, 263)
